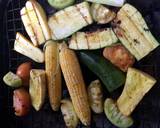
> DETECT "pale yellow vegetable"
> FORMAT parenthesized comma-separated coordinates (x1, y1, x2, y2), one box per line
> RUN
(117, 68, 157, 116)
(88, 80, 103, 114)
(61, 99, 79, 128)
(48, 2, 93, 40)
(113, 4, 159, 60)
(91, 3, 116, 24)
(69, 29, 117, 50)
(59, 43, 91, 126)
(14, 32, 44, 63)
(29, 69, 46, 111)
(44, 40, 61, 111)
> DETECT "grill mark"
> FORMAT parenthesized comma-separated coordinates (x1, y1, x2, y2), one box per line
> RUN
(85, 33, 89, 49)
(75, 33, 79, 50)
(75, 5, 89, 24)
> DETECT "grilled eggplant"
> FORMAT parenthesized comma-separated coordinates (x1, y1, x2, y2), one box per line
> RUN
(48, 2, 93, 40)
(69, 29, 117, 50)
(14, 32, 44, 63)
(91, 3, 116, 24)
(86, 0, 125, 7)
(113, 4, 159, 60)
(117, 68, 157, 116)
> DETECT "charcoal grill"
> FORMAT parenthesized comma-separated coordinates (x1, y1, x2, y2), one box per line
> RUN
(1, 0, 160, 128)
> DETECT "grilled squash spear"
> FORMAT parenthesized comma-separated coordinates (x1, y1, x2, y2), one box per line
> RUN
(21, 0, 51, 46)
(44, 40, 62, 111)
(48, 2, 93, 40)
(14, 32, 44, 63)
(69, 29, 117, 50)
(59, 43, 91, 126)
(113, 4, 159, 60)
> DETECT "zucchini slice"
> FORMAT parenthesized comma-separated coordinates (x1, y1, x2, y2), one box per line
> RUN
(3, 72, 22, 88)
(79, 51, 126, 92)
(48, 0, 75, 10)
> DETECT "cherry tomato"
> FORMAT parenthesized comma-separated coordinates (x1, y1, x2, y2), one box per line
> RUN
(13, 88, 31, 116)
(16, 62, 31, 86)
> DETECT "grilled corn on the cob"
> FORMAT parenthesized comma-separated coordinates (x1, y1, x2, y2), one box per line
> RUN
(59, 43, 91, 126)
(45, 40, 61, 111)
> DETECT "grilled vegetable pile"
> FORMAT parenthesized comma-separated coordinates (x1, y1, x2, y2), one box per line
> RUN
(3, 0, 159, 127)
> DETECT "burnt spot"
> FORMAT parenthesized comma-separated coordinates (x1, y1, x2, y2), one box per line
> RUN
(134, 39, 140, 45)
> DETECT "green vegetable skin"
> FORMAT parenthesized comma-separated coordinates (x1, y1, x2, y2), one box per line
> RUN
(104, 98, 133, 128)
(48, 0, 75, 9)
(79, 52, 125, 92)
(3, 72, 22, 88)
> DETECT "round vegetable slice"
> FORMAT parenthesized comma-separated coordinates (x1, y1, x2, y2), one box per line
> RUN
(3, 71, 22, 88)
(13, 88, 31, 116)
(104, 98, 133, 128)
(47, 0, 75, 9)
(16, 62, 31, 86)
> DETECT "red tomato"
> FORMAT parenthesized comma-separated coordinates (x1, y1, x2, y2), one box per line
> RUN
(13, 88, 31, 116)
(103, 44, 135, 72)
(16, 62, 31, 86)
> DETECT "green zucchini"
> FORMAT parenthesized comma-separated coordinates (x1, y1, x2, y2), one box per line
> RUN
(104, 98, 133, 128)
(3, 72, 22, 88)
(47, 0, 75, 9)
(79, 51, 125, 92)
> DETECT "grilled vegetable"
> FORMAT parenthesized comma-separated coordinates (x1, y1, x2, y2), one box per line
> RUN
(3, 72, 22, 88)
(14, 32, 44, 63)
(29, 69, 46, 111)
(117, 68, 157, 116)
(48, 2, 93, 40)
(103, 44, 135, 72)
(21, 0, 51, 46)
(79, 51, 126, 92)
(16, 62, 31, 86)
(59, 43, 91, 126)
(69, 29, 117, 50)
(48, 0, 75, 9)
(13, 88, 31, 116)
(86, 0, 125, 7)
(88, 80, 103, 114)
(104, 98, 133, 128)
(44, 40, 62, 111)
(21, 7, 38, 46)
(61, 99, 79, 128)
(113, 4, 159, 60)
(91, 3, 116, 24)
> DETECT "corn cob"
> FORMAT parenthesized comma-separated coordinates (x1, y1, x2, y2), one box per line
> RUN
(69, 28, 117, 50)
(59, 43, 91, 126)
(113, 4, 159, 60)
(14, 32, 44, 63)
(44, 40, 61, 111)
(48, 2, 93, 40)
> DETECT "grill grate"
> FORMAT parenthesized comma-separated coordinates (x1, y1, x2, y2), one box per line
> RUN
(4, 0, 160, 128)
